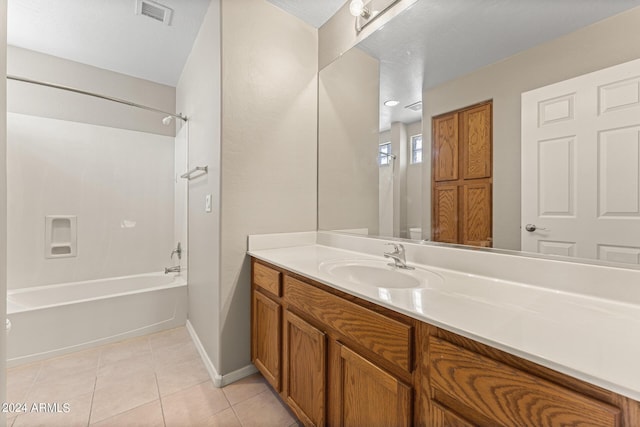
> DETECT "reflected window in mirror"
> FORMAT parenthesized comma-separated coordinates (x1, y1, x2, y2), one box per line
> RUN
(410, 134, 422, 164)
(379, 142, 392, 166)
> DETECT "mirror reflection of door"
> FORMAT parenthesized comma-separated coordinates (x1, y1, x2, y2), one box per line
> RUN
(432, 101, 493, 247)
(521, 58, 640, 264)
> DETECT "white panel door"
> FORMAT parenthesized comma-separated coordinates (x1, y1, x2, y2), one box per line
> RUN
(522, 58, 640, 265)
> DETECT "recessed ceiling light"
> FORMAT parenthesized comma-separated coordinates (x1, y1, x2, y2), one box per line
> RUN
(384, 100, 399, 107)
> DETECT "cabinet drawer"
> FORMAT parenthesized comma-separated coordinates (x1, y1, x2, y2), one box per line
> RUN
(429, 336, 620, 427)
(253, 262, 282, 296)
(284, 275, 412, 373)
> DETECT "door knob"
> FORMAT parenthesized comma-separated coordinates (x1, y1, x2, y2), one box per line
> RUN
(525, 224, 549, 232)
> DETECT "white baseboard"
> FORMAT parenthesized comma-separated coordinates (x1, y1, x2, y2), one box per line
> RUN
(220, 364, 258, 386)
(185, 319, 257, 388)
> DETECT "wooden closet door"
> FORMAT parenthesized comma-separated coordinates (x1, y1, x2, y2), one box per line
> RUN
(462, 183, 492, 247)
(461, 103, 491, 180)
(433, 185, 458, 243)
(432, 101, 492, 247)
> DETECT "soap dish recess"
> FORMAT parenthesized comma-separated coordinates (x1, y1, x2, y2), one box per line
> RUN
(45, 215, 77, 259)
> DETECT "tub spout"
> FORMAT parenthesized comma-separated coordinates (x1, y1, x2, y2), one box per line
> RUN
(164, 265, 181, 274)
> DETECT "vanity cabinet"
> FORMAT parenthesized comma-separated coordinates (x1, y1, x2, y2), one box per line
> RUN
(252, 258, 416, 426)
(250, 258, 640, 427)
(282, 273, 416, 426)
(251, 262, 283, 391)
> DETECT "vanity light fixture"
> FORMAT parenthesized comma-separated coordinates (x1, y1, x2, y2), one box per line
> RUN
(350, 0, 401, 33)
(384, 100, 400, 107)
(349, 0, 371, 18)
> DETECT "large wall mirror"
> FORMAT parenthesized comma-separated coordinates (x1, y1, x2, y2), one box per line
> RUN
(318, 0, 640, 268)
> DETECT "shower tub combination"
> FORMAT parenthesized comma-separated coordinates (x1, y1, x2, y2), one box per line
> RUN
(6, 272, 187, 366)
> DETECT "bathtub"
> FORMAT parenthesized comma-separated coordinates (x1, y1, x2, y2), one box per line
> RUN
(6, 272, 187, 366)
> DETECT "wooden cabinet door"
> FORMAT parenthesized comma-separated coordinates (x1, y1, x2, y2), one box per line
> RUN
(429, 402, 475, 427)
(284, 310, 326, 427)
(334, 343, 412, 427)
(251, 290, 281, 391)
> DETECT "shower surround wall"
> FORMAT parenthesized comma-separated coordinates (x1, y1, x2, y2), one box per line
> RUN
(6, 47, 178, 289)
(7, 113, 174, 288)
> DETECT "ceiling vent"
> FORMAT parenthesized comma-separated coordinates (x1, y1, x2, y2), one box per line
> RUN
(136, 0, 173, 25)
(405, 101, 423, 112)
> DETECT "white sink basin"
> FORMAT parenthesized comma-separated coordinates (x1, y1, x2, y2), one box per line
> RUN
(319, 259, 443, 289)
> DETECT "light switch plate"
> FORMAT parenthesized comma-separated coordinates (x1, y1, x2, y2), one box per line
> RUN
(205, 194, 212, 213)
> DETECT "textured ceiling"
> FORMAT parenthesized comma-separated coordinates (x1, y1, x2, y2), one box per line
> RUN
(8, 0, 640, 101)
(266, 0, 345, 28)
(354, 0, 640, 130)
(8, 0, 211, 86)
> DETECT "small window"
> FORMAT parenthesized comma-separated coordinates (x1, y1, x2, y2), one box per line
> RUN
(411, 134, 423, 164)
(379, 142, 392, 166)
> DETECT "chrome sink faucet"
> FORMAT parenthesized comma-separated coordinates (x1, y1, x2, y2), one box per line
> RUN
(384, 243, 414, 270)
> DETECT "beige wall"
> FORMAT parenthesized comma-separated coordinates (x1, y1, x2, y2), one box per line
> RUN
(1, 0, 7, 416)
(390, 122, 407, 237)
(378, 120, 422, 238)
(319, 0, 418, 70)
(219, 0, 318, 374)
(422, 7, 640, 250)
(319, 47, 379, 234)
(406, 120, 422, 234)
(8, 46, 176, 136)
(176, 0, 222, 370)
(378, 129, 392, 236)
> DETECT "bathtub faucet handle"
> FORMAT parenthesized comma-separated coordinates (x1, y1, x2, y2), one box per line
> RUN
(171, 242, 182, 260)
(165, 265, 181, 274)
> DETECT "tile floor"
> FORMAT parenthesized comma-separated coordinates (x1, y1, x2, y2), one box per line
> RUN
(5, 327, 299, 427)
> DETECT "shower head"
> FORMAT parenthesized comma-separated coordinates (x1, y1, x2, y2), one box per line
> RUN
(162, 116, 173, 125)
